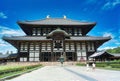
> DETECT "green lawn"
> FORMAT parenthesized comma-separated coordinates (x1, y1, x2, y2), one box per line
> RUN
(0, 62, 42, 79)
(76, 62, 120, 71)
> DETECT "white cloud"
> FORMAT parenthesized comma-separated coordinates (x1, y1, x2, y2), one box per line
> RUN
(0, 46, 17, 54)
(0, 39, 17, 54)
(102, 0, 120, 10)
(98, 46, 116, 50)
(103, 32, 114, 38)
(0, 25, 25, 54)
(0, 43, 7, 46)
(98, 38, 120, 51)
(0, 12, 7, 19)
(0, 25, 25, 36)
(98, 31, 119, 51)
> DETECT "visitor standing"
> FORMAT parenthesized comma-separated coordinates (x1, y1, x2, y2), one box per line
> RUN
(92, 63, 96, 71)
(86, 63, 90, 71)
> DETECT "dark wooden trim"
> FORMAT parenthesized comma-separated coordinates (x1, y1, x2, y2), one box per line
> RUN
(51, 41, 53, 61)
(63, 40, 65, 52)
(17, 42, 20, 62)
(27, 42, 30, 61)
(39, 42, 41, 61)
(85, 41, 88, 60)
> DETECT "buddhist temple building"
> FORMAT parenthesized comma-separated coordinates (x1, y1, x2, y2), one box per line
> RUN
(3, 16, 111, 62)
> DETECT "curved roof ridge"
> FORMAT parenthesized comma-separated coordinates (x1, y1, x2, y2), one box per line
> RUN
(17, 18, 96, 25)
(18, 18, 95, 23)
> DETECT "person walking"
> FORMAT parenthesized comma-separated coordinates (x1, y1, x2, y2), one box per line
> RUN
(86, 63, 90, 71)
(92, 62, 96, 71)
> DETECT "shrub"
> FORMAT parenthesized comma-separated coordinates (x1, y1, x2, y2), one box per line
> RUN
(0, 64, 42, 76)
(76, 63, 86, 66)
(96, 64, 107, 67)
(110, 64, 120, 68)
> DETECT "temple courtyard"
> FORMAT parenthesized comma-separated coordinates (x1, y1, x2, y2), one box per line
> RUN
(5, 63, 120, 81)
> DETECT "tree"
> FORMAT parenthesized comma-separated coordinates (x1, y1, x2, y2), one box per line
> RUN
(106, 47, 120, 53)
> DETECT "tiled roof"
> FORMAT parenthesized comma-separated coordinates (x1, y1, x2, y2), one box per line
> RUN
(89, 51, 120, 58)
(8, 53, 18, 58)
(18, 18, 96, 25)
(3, 36, 111, 41)
(89, 51, 106, 58)
(0, 54, 9, 59)
(110, 54, 120, 57)
(0, 53, 17, 59)
(68, 36, 111, 41)
(89, 51, 114, 58)
(3, 36, 51, 41)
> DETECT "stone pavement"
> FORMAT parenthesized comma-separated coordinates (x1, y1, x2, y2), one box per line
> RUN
(6, 65, 120, 81)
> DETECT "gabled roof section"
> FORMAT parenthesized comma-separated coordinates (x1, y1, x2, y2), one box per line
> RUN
(17, 18, 96, 25)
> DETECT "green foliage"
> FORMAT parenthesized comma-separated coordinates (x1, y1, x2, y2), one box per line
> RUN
(0, 64, 42, 76)
(110, 64, 120, 68)
(96, 64, 107, 67)
(76, 63, 86, 66)
(96, 60, 120, 68)
(106, 47, 120, 53)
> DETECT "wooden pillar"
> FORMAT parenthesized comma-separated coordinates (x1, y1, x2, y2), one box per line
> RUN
(51, 41, 54, 62)
(17, 42, 20, 62)
(80, 42, 82, 61)
(39, 42, 41, 62)
(85, 41, 88, 61)
(63, 39, 67, 61)
(41, 28, 43, 36)
(63, 40, 65, 52)
(94, 42, 97, 52)
(74, 42, 77, 61)
(27, 42, 30, 61)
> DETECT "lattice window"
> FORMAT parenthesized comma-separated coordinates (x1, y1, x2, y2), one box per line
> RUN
(29, 58, 34, 61)
(77, 43, 81, 51)
(20, 42, 28, 52)
(81, 43, 86, 51)
(20, 57, 27, 62)
(65, 43, 69, 50)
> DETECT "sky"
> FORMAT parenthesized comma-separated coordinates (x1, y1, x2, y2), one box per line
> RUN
(0, 0, 120, 54)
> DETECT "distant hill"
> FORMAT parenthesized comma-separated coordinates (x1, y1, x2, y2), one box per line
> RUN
(106, 47, 120, 53)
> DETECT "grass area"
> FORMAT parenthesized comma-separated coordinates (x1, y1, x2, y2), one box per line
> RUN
(0, 66, 42, 79)
(0, 62, 43, 79)
(76, 62, 120, 71)
(96, 66, 120, 71)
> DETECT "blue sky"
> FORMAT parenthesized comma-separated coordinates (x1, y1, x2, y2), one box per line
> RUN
(0, 0, 120, 54)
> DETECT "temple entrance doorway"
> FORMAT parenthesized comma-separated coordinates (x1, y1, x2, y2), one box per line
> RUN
(66, 52, 77, 61)
(53, 52, 61, 61)
(41, 52, 51, 62)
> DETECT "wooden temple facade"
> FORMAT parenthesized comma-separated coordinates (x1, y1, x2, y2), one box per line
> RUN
(3, 16, 111, 62)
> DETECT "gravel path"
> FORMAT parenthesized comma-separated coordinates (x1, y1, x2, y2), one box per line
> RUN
(6, 65, 120, 81)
